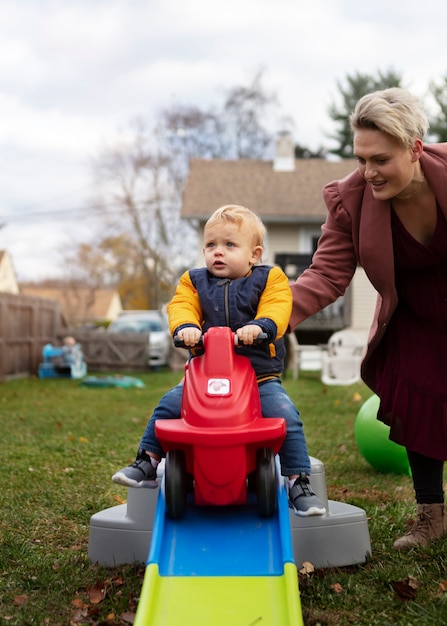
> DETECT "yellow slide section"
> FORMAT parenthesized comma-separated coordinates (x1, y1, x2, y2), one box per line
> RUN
(134, 562, 303, 626)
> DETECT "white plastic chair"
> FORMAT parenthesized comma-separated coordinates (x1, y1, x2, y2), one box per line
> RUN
(285, 332, 323, 380)
(321, 330, 363, 386)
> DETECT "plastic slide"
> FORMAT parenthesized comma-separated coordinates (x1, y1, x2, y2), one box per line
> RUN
(134, 473, 303, 626)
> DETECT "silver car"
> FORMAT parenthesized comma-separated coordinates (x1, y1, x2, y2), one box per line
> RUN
(107, 311, 170, 368)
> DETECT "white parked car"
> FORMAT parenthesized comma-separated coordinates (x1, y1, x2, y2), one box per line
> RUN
(107, 310, 171, 368)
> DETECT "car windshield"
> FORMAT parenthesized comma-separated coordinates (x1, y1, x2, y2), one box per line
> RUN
(109, 319, 164, 333)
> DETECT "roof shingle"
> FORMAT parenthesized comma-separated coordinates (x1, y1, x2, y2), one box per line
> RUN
(182, 158, 357, 221)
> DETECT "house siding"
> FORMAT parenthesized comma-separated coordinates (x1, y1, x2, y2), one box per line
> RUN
(0, 251, 19, 294)
(347, 267, 377, 342)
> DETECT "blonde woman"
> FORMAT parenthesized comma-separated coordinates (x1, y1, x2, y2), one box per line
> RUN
(290, 88, 447, 549)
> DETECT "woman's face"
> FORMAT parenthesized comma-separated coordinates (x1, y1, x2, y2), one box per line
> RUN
(353, 128, 422, 200)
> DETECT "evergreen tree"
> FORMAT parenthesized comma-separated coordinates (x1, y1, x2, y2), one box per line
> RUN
(328, 69, 404, 158)
(428, 75, 447, 142)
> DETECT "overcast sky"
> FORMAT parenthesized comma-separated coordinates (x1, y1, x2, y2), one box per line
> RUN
(2, 0, 447, 281)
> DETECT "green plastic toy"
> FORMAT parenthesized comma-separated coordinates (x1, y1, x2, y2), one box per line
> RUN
(355, 394, 411, 476)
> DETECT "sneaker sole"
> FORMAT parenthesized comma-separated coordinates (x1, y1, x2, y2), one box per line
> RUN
(292, 505, 326, 517)
(112, 472, 158, 489)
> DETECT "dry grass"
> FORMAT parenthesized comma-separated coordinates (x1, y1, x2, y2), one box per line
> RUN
(0, 369, 446, 625)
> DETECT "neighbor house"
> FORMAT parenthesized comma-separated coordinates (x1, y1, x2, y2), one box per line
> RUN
(181, 134, 377, 343)
(19, 286, 123, 328)
(0, 250, 19, 294)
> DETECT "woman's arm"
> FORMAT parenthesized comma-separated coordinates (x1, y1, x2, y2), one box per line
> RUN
(289, 183, 359, 330)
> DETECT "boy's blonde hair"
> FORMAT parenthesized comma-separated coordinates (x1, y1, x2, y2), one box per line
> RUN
(204, 205, 266, 247)
(350, 87, 429, 149)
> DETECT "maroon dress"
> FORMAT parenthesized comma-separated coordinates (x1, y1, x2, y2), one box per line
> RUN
(376, 205, 447, 461)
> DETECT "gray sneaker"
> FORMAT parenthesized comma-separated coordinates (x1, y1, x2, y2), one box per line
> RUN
(289, 472, 326, 517)
(112, 449, 158, 488)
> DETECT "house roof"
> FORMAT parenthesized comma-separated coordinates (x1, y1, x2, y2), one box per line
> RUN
(182, 158, 357, 222)
(19, 286, 122, 322)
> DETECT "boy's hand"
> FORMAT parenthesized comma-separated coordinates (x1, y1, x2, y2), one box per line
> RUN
(177, 327, 202, 347)
(236, 324, 262, 345)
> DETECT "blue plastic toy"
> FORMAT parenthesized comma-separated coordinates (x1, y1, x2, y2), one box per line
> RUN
(38, 337, 87, 379)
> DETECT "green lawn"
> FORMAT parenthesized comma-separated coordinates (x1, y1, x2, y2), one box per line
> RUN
(0, 369, 446, 625)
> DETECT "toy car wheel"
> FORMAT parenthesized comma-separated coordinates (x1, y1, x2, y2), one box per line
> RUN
(165, 449, 187, 519)
(247, 471, 256, 493)
(256, 447, 277, 517)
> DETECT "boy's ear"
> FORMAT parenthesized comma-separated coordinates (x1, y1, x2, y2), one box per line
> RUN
(251, 245, 263, 264)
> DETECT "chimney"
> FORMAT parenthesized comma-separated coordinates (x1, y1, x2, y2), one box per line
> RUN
(273, 132, 295, 172)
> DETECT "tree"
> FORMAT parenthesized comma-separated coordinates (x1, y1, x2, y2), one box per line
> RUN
(74, 70, 318, 309)
(158, 105, 227, 192)
(91, 118, 192, 309)
(158, 68, 281, 183)
(60, 234, 174, 310)
(328, 69, 404, 158)
(294, 143, 326, 159)
(428, 75, 447, 142)
(220, 69, 278, 158)
(86, 70, 286, 308)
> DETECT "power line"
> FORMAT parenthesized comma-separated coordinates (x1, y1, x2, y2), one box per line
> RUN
(0, 202, 123, 224)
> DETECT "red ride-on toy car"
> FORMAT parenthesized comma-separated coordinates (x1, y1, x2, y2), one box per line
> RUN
(155, 326, 286, 520)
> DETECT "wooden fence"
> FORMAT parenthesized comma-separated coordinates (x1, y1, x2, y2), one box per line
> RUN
(0, 293, 66, 381)
(68, 331, 150, 371)
(0, 294, 173, 380)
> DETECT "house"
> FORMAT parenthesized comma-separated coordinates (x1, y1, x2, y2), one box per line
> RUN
(19, 286, 123, 328)
(181, 135, 377, 343)
(0, 250, 19, 294)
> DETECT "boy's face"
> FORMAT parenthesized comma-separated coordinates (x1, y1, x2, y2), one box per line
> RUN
(203, 221, 262, 280)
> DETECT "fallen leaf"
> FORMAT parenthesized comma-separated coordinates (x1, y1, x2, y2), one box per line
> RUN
(79, 436, 88, 443)
(331, 582, 343, 594)
(390, 575, 419, 601)
(13, 595, 28, 606)
(121, 611, 136, 624)
(88, 581, 106, 604)
(352, 392, 362, 402)
(114, 494, 126, 504)
(440, 580, 447, 592)
(406, 575, 419, 590)
(299, 561, 315, 576)
(70, 607, 88, 624)
(71, 598, 88, 609)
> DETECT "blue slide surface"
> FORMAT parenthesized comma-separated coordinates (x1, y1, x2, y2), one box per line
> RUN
(134, 471, 303, 625)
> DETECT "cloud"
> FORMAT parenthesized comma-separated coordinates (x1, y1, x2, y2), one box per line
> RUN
(1, 0, 447, 279)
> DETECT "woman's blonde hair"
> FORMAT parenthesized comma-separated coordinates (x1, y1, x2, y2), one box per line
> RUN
(350, 87, 429, 148)
(205, 204, 266, 247)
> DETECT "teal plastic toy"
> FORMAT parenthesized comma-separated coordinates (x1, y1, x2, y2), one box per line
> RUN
(354, 394, 411, 476)
(81, 375, 145, 389)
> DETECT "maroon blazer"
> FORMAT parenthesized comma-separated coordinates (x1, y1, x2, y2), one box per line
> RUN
(289, 143, 447, 391)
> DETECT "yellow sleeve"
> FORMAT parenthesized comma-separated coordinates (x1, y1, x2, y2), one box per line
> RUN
(167, 271, 204, 335)
(255, 266, 292, 339)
